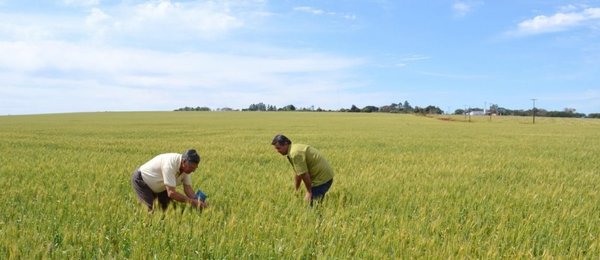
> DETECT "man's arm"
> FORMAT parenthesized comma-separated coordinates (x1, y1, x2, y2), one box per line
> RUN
(166, 185, 203, 207)
(294, 174, 302, 191)
(299, 172, 312, 201)
(183, 184, 195, 199)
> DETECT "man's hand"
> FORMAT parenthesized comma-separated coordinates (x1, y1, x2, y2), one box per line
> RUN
(190, 198, 208, 208)
(199, 200, 208, 208)
(304, 191, 312, 202)
(299, 173, 312, 201)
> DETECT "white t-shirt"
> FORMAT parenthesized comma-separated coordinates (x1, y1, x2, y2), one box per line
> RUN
(139, 153, 192, 193)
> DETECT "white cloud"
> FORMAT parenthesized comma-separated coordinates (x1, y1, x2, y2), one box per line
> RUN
(0, 22, 53, 41)
(62, 0, 99, 7)
(0, 40, 364, 114)
(86, 8, 110, 26)
(519, 13, 585, 33)
(511, 7, 600, 36)
(400, 54, 431, 62)
(110, 0, 245, 40)
(416, 70, 488, 80)
(452, 2, 472, 17)
(0, 0, 264, 44)
(0, 1, 368, 114)
(84, 8, 110, 40)
(585, 7, 600, 19)
(294, 6, 324, 15)
(452, 1, 482, 17)
(559, 4, 581, 13)
(293, 6, 356, 20)
(343, 14, 357, 20)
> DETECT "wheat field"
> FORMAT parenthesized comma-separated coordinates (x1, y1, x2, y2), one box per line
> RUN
(1, 112, 599, 258)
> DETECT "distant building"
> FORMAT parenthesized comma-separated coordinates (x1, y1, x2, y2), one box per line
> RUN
(469, 111, 486, 116)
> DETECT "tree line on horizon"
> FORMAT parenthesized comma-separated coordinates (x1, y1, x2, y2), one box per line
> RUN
(174, 101, 600, 118)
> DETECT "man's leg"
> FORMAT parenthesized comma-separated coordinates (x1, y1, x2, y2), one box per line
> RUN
(156, 191, 171, 211)
(131, 170, 156, 211)
(311, 179, 333, 204)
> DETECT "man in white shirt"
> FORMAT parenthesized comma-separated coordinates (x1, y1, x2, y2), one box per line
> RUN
(131, 149, 207, 211)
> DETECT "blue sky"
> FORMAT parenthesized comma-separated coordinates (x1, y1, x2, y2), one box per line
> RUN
(1, 0, 599, 115)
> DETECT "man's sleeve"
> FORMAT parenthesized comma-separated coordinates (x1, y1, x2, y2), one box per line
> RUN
(291, 153, 309, 175)
(162, 159, 178, 187)
(183, 174, 192, 186)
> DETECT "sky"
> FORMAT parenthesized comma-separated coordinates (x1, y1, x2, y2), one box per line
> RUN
(1, 0, 600, 115)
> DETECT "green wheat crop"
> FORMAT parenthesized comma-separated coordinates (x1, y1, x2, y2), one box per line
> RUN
(0, 112, 599, 258)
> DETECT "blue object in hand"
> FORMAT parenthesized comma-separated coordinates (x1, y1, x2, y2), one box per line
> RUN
(195, 189, 207, 202)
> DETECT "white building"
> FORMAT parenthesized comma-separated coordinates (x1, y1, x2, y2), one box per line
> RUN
(468, 111, 486, 116)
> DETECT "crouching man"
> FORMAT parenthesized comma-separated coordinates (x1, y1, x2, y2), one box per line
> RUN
(131, 149, 207, 212)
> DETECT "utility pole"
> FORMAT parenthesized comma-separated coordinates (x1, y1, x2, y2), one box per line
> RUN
(484, 101, 487, 114)
(531, 99, 537, 124)
(468, 107, 472, 122)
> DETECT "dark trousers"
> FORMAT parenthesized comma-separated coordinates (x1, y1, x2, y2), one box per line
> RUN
(311, 178, 333, 203)
(131, 170, 171, 211)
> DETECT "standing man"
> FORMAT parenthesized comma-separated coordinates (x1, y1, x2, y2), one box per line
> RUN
(131, 149, 207, 212)
(271, 134, 334, 204)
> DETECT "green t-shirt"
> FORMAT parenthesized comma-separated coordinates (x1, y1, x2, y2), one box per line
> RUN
(286, 144, 334, 186)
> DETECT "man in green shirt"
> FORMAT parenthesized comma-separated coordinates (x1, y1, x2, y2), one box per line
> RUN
(272, 134, 334, 204)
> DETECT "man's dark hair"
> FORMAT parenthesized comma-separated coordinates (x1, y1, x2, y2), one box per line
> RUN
(271, 134, 292, 146)
(182, 149, 201, 164)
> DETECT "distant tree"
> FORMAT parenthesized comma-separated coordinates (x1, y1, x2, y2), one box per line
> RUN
(281, 104, 296, 111)
(546, 110, 585, 118)
(361, 106, 379, 113)
(424, 105, 443, 114)
(379, 105, 393, 112)
(402, 100, 413, 112)
(258, 103, 267, 111)
(454, 109, 465, 115)
(588, 113, 600, 118)
(248, 102, 268, 111)
(496, 107, 508, 115)
(413, 106, 425, 115)
(489, 104, 499, 114)
(174, 106, 211, 111)
(380, 103, 398, 112)
(349, 105, 360, 112)
(510, 109, 529, 116)
(534, 108, 547, 117)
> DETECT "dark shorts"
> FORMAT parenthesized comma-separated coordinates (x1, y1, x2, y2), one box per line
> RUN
(131, 170, 171, 211)
(311, 178, 333, 201)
